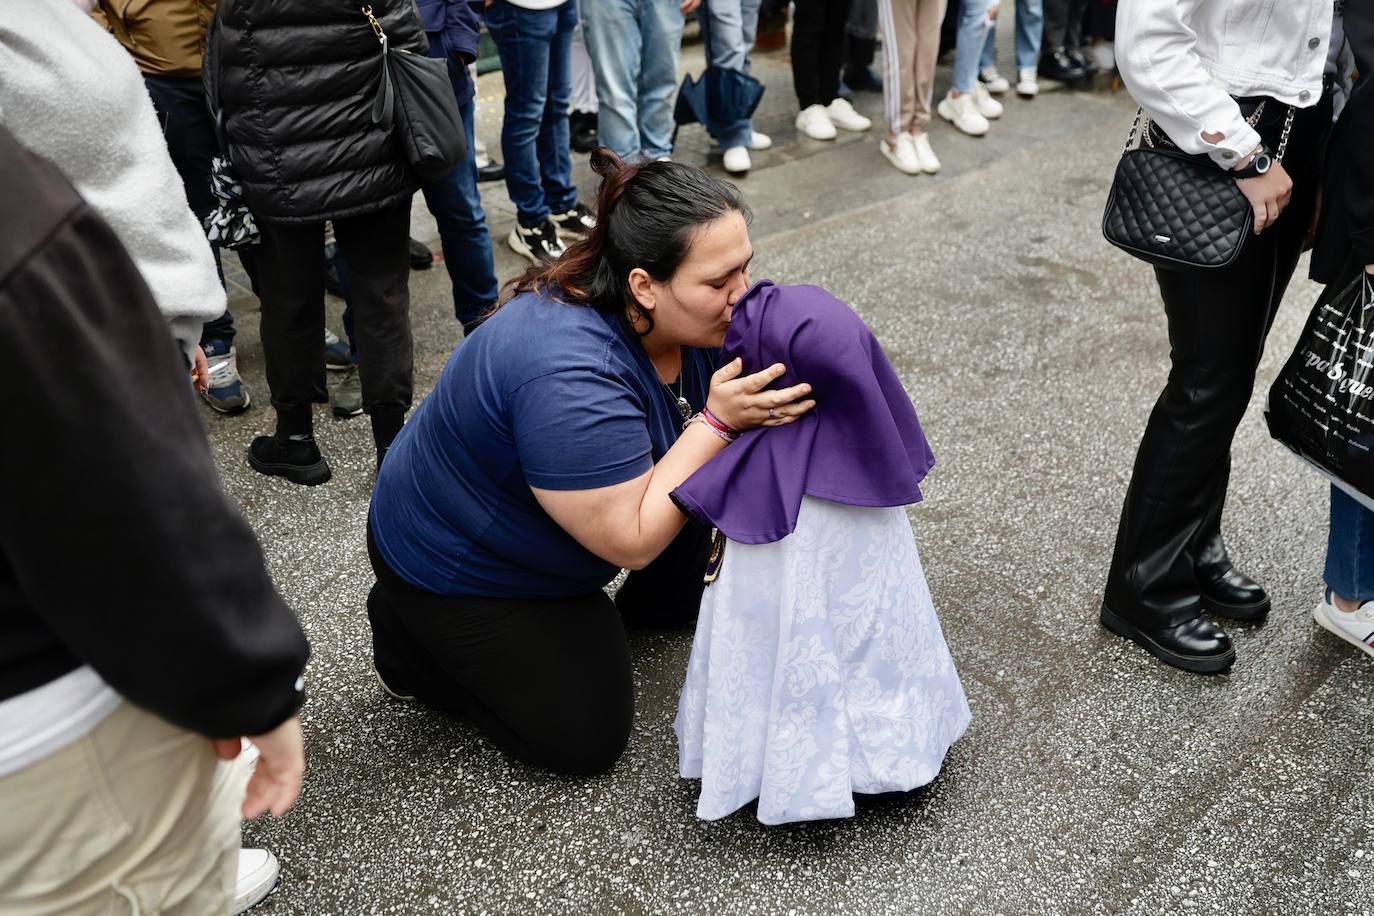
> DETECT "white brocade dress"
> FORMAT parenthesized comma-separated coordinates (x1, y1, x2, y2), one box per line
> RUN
(674, 496, 971, 824)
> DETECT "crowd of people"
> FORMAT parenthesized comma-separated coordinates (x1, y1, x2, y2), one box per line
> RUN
(2, 0, 1372, 913)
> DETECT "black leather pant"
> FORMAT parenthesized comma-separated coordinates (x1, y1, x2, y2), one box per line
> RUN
(1105, 94, 1332, 628)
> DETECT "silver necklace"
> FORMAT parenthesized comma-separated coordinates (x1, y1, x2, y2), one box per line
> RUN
(661, 350, 691, 420)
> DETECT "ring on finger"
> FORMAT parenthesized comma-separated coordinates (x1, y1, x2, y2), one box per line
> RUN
(767, 407, 775, 420)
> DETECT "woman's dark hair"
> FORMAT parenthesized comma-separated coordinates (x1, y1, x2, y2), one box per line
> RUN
(504, 149, 751, 334)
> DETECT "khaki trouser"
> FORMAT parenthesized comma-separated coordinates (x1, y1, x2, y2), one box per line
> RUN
(878, 0, 947, 134)
(0, 702, 248, 915)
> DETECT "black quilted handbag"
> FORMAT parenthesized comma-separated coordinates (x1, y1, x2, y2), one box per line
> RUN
(1102, 105, 1292, 271)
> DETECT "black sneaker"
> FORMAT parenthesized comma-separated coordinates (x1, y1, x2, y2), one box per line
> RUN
(508, 219, 567, 264)
(247, 434, 332, 486)
(1066, 46, 1099, 76)
(570, 111, 599, 153)
(551, 202, 596, 240)
(1038, 47, 1086, 83)
(408, 237, 433, 270)
(476, 159, 504, 183)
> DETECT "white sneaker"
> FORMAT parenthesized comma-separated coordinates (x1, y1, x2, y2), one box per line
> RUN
(795, 104, 837, 140)
(912, 132, 941, 173)
(972, 82, 1004, 120)
(747, 131, 772, 151)
(722, 145, 751, 174)
(979, 67, 1010, 94)
(937, 92, 990, 136)
(826, 97, 872, 132)
(1016, 68, 1040, 98)
(1314, 590, 1374, 659)
(233, 849, 279, 914)
(879, 134, 923, 175)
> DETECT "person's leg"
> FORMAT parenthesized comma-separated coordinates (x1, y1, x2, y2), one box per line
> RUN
(568, 19, 599, 114)
(817, 0, 853, 106)
(614, 522, 714, 627)
(1326, 486, 1374, 604)
(366, 532, 635, 775)
(419, 100, 500, 333)
(0, 702, 245, 914)
(582, 0, 643, 159)
(698, 0, 754, 149)
(843, 0, 882, 90)
(980, 16, 998, 72)
(877, 0, 916, 137)
(791, 0, 825, 109)
(950, 0, 990, 94)
(538, 0, 580, 215)
(486, 0, 558, 227)
(331, 201, 414, 453)
(911, 0, 946, 132)
(1014, 0, 1046, 71)
(1040, 0, 1066, 49)
(254, 220, 329, 436)
(637, 0, 687, 159)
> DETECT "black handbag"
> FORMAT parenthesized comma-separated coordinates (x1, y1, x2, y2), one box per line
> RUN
(1102, 103, 1292, 271)
(363, 4, 468, 182)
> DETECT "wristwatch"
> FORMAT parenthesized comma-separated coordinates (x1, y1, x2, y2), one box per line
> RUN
(1232, 144, 1273, 179)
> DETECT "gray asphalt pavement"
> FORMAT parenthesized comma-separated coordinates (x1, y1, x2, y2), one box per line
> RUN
(209, 37, 1374, 916)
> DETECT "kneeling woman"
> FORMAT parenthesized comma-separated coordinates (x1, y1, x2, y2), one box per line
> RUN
(367, 153, 815, 775)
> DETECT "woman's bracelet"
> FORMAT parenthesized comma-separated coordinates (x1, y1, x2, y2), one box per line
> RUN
(686, 411, 739, 444)
(701, 408, 740, 440)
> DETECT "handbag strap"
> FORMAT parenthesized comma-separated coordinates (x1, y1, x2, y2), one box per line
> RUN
(362, 5, 395, 126)
(1124, 103, 1296, 163)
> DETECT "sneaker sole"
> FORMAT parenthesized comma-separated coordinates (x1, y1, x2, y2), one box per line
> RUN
(1100, 602, 1236, 674)
(1313, 602, 1374, 659)
(325, 361, 354, 373)
(246, 451, 332, 487)
(936, 102, 989, 137)
(374, 665, 417, 701)
(202, 389, 251, 415)
(1200, 594, 1270, 622)
(232, 864, 279, 915)
(332, 403, 364, 418)
(552, 223, 590, 242)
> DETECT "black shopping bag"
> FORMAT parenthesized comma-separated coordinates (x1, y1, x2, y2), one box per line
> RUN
(1265, 272, 1374, 510)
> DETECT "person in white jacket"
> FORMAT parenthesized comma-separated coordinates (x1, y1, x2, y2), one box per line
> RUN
(0, 0, 223, 379)
(1100, 0, 1335, 675)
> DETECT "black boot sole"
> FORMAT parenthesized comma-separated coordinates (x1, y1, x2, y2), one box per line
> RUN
(1100, 603, 1236, 674)
(247, 450, 332, 486)
(1201, 594, 1271, 622)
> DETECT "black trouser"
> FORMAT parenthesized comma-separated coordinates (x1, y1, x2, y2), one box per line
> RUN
(1041, 0, 1088, 50)
(792, 0, 853, 109)
(142, 74, 238, 348)
(365, 522, 712, 775)
(255, 201, 413, 447)
(1104, 95, 1333, 628)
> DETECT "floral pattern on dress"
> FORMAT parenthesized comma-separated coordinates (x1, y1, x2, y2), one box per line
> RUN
(675, 496, 971, 825)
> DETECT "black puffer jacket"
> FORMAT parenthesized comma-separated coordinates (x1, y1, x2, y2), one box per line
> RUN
(206, 0, 425, 224)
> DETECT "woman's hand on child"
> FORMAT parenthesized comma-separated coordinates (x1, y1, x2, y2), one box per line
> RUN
(707, 358, 816, 431)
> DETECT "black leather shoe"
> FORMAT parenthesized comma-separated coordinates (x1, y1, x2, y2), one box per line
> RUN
(1100, 603, 1236, 674)
(476, 160, 505, 183)
(570, 111, 599, 153)
(1038, 47, 1086, 83)
(1197, 563, 1270, 621)
(248, 434, 332, 486)
(1066, 47, 1099, 76)
(408, 237, 433, 270)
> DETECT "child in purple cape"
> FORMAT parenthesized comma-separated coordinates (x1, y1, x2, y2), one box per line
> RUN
(672, 280, 970, 824)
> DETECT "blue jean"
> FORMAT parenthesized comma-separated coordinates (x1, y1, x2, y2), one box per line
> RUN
(980, 0, 1045, 73)
(951, 0, 991, 94)
(1325, 485, 1374, 602)
(485, 0, 579, 227)
(697, 0, 761, 149)
(340, 101, 498, 337)
(581, 0, 685, 160)
(420, 99, 499, 330)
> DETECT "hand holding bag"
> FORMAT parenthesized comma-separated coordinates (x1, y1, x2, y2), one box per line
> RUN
(1266, 271, 1374, 511)
(1102, 103, 1293, 271)
(363, 4, 467, 182)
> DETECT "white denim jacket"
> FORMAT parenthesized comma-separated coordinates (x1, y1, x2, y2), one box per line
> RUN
(1116, 0, 1333, 170)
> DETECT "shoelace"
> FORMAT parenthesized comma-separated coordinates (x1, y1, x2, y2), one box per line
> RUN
(206, 352, 239, 387)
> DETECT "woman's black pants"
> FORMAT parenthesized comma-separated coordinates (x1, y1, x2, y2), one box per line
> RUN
(366, 523, 712, 775)
(791, 0, 852, 109)
(255, 201, 414, 448)
(1104, 96, 1332, 629)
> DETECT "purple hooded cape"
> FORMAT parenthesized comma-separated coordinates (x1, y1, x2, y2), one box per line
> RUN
(671, 281, 935, 545)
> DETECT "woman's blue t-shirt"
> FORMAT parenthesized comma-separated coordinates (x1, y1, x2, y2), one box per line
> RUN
(370, 289, 716, 597)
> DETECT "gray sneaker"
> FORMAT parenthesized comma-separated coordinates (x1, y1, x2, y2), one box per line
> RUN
(331, 364, 363, 418)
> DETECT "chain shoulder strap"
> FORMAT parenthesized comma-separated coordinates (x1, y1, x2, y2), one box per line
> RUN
(1123, 103, 1295, 161)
